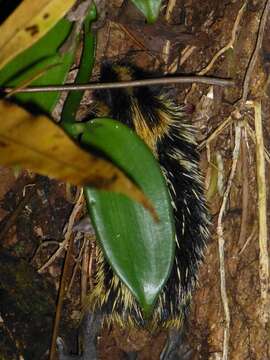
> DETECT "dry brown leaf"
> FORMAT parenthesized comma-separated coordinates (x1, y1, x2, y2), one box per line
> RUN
(0, 100, 156, 217)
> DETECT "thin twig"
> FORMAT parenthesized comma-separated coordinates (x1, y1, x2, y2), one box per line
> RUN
(2, 76, 234, 94)
(198, 2, 246, 76)
(81, 233, 96, 301)
(33, 240, 61, 253)
(241, 0, 270, 103)
(49, 189, 84, 360)
(5, 63, 62, 98)
(116, 22, 148, 52)
(238, 223, 257, 255)
(49, 235, 76, 360)
(179, 45, 196, 67)
(217, 124, 241, 360)
(81, 235, 90, 302)
(88, 237, 96, 291)
(198, 116, 233, 150)
(205, 144, 212, 196)
(67, 232, 87, 295)
(216, 152, 225, 196)
(38, 191, 84, 273)
(185, 2, 246, 101)
(38, 240, 66, 273)
(238, 129, 249, 247)
(254, 100, 269, 325)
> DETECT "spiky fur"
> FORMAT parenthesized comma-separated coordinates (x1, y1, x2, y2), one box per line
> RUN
(86, 63, 209, 329)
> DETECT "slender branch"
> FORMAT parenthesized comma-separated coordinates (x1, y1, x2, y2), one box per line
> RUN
(49, 190, 84, 360)
(217, 124, 241, 360)
(238, 129, 249, 247)
(2, 76, 234, 94)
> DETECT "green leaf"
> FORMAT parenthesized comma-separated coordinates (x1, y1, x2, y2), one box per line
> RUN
(0, 17, 72, 84)
(61, 5, 96, 123)
(0, 18, 74, 113)
(130, 0, 162, 23)
(0, 0, 77, 70)
(76, 119, 175, 317)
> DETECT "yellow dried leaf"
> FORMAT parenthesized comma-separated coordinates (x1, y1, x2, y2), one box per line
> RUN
(0, 100, 156, 217)
(0, 0, 77, 70)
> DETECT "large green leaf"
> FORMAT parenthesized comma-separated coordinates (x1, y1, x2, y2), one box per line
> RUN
(0, 0, 77, 70)
(67, 119, 175, 317)
(130, 0, 162, 23)
(0, 17, 72, 83)
(0, 18, 74, 113)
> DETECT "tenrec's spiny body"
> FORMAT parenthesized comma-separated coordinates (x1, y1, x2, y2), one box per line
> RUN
(86, 64, 209, 329)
